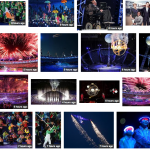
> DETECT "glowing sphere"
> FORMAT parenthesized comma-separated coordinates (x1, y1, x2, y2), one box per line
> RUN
(146, 36, 150, 46)
(120, 118, 126, 124)
(105, 34, 112, 43)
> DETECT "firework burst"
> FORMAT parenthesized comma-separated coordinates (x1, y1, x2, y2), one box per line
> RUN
(0, 33, 38, 60)
(123, 77, 150, 92)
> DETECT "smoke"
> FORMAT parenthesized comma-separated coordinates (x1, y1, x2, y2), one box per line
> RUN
(111, 33, 129, 44)
(91, 121, 109, 145)
(71, 115, 98, 148)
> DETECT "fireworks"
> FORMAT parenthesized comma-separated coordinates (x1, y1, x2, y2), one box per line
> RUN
(0, 33, 38, 60)
(71, 115, 98, 148)
(123, 77, 150, 92)
(0, 75, 28, 93)
(91, 121, 109, 145)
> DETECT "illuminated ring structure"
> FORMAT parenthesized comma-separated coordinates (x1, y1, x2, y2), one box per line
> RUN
(81, 47, 136, 68)
(86, 83, 100, 97)
(111, 40, 127, 56)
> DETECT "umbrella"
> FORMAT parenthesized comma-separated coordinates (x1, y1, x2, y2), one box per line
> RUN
(52, 10, 58, 13)
(61, 0, 67, 3)
(44, 1, 51, 3)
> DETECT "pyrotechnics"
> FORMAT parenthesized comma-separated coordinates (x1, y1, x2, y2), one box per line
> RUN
(71, 114, 109, 147)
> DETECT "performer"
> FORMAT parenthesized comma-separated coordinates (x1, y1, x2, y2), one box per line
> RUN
(102, 93, 105, 100)
(43, 127, 54, 147)
(47, 2, 51, 13)
(134, 11, 143, 26)
(80, 94, 84, 102)
(85, 0, 111, 26)
(143, 2, 150, 26)
(134, 117, 150, 148)
(119, 126, 136, 148)
(130, 3, 138, 20)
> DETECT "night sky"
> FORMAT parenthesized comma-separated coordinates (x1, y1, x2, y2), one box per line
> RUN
(117, 112, 150, 148)
(41, 34, 78, 57)
(64, 112, 114, 148)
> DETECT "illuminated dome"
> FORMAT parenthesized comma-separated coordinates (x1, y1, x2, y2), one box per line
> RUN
(105, 34, 112, 43)
(146, 36, 150, 46)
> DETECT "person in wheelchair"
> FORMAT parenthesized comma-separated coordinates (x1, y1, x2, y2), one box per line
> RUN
(85, 0, 112, 29)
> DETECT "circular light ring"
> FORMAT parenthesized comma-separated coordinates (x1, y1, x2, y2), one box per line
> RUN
(111, 40, 127, 56)
(139, 117, 150, 122)
(124, 126, 134, 133)
(86, 83, 100, 97)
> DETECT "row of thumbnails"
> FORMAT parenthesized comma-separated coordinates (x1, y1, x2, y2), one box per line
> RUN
(0, 76, 150, 108)
(0, 33, 150, 72)
(0, 112, 149, 148)
(1, 0, 150, 29)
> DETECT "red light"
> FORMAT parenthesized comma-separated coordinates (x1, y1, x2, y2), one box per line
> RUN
(142, 118, 149, 121)
(126, 128, 133, 131)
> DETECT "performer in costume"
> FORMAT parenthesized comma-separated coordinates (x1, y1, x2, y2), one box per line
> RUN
(134, 117, 150, 148)
(119, 126, 136, 148)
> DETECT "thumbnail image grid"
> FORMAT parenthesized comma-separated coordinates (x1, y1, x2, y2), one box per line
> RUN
(81, 33, 136, 72)
(80, 80, 119, 103)
(29, 0, 74, 27)
(77, 0, 123, 30)
(0, 1, 26, 26)
(41, 33, 78, 72)
(64, 112, 114, 148)
(0, 112, 32, 148)
(0, 33, 38, 72)
(35, 112, 61, 148)
(117, 112, 150, 148)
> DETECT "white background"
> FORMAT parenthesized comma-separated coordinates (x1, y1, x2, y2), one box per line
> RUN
(1, 0, 150, 149)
